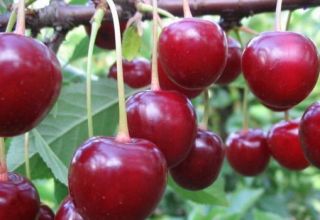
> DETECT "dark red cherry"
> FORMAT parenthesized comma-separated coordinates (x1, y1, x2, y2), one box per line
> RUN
(108, 58, 151, 88)
(242, 31, 319, 110)
(68, 137, 167, 220)
(299, 102, 320, 168)
(0, 33, 62, 137)
(215, 37, 242, 85)
(0, 172, 40, 220)
(126, 90, 197, 167)
(55, 196, 83, 220)
(158, 18, 227, 89)
(85, 20, 127, 50)
(37, 204, 54, 220)
(158, 60, 203, 99)
(263, 102, 291, 112)
(170, 129, 225, 190)
(267, 119, 309, 170)
(226, 129, 270, 176)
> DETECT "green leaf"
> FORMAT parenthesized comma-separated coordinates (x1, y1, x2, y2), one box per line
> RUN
(122, 25, 142, 60)
(54, 180, 68, 206)
(168, 176, 228, 206)
(0, 0, 11, 14)
(252, 209, 284, 220)
(7, 79, 137, 185)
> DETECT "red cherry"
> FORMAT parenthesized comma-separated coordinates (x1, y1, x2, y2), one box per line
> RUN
(216, 37, 242, 85)
(0, 173, 40, 220)
(0, 33, 62, 137)
(158, 18, 227, 89)
(170, 129, 225, 190)
(158, 60, 203, 99)
(85, 20, 127, 50)
(242, 31, 319, 110)
(267, 119, 309, 170)
(68, 137, 167, 220)
(262, 102, 291, 112)
(226, 129, 270, 176)
(108, 58, 151, 88)
(37, 204, 54, 220)
(299, 102, 320, 168)
(126, 90, 197, 167)
(55, 196, 83, 220)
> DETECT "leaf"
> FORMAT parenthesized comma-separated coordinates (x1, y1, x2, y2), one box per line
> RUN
(168, 176, 228, 206)
(32, 129, 68, 185)
(252, 209, 284, 220)
(54, 180, 68, 206)
(122, 25, 142, 60)
(7, 79, 137, 185)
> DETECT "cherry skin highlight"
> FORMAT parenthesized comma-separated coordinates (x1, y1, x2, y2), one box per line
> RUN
(85, 20, 127, 50)
(126, 90, 197, 167)
(68, 136, 167, 220)
(158, 60, 203, 99)
(170, 129, 225, 190)
(267, 119, 309, 170)
(0, 173, 40, 220)
(226, 129, 270, 176)
(0, 33, 62, 137)
(216, 37, 242, 85)
(158, 18, 227, 89)
(242, 31, 319, 110)
(299, 102, 320, 168)
(55, 196, 83, 220)
(37, 204, 55, 220)
(108, 58, 151, 88)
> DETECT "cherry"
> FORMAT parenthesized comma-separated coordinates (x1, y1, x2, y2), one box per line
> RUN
(158, 18, 227, 89)
(215, 37, 242, 85)
(108, 58, 151, 88)
(170, 129, 225, 190)
(267, 119, 309, 170)
(0, 172, 40, 220)
(0, 33, 62, 137)
(226, 129, 270, 176)
(242, 31, 319, 110)
(299, 102, 320, 168)
(68, 136, 167, 220)
(263, 102, 290, 112)
(37, 204, 55, 220)
(85, 20, 127, 50)
(55, 196, 83, 220)
(158, 60, 203, 99)
(126, 90, 197, 167)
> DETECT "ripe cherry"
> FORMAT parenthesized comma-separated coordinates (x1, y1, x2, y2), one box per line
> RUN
(158, 18, 227, 89)
(267, 119, 309, 170)
(126, 90, 197, 167)
(108, 58, 151, 88)
(242, 31, 319, 110)
(0, 33, 62, 137)
(299, 102, 320, 168)
(37, 204, 55, 220)
(215, 37, 242, 85)
(158, 60, 203, 99)
(68, 136, 167, 220)
(226, 129, 270, 176)
(170, 129, 225, 190)
(55, 196, 83, 220)
(85, 20, 127, 50)
(0, 172, 40, 220)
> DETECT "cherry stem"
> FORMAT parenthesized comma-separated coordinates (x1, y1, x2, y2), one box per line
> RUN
(242, 86, 249, 131)
(238, 26, 259, 35)
(103, 0, 130, 142)
(285, 11, 292, 30)
(86, 8, 105, 137)
(200, 89, 210, 130)
(150, 0, 160, 91)
(234, 29, 244, 48)
(136, 2, 175, 18)
(284, 110, 290, 121)
(24, 132, 31, 179)
(275, 0, 283, 31)
(183, 0, 192, 18)
(0, 138, 8, 182)
(14, 0, 25, 35)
